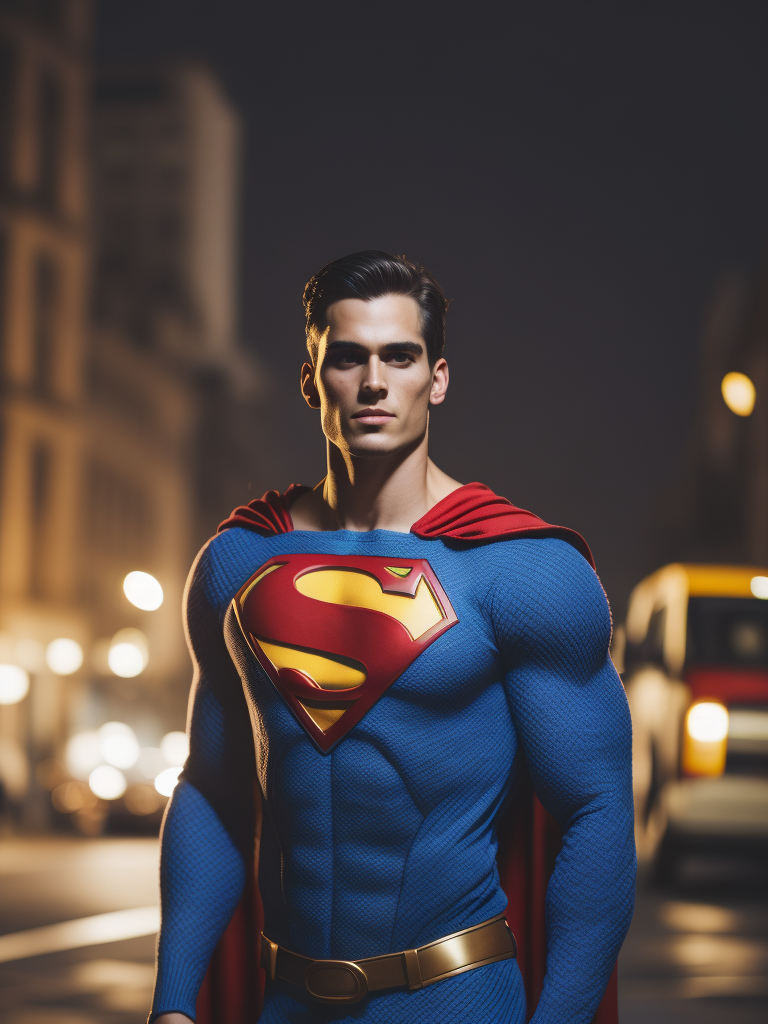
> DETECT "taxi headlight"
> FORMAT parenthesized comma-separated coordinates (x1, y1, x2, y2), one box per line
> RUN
(682, 701, 729, 777)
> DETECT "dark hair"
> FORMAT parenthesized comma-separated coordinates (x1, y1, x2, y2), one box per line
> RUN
(303, 250, 449, 365)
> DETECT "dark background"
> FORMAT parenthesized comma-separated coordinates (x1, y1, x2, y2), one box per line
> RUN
(94, 0, 768, 616)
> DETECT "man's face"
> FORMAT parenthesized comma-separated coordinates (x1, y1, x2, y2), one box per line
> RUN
(301, 293, 449, 458)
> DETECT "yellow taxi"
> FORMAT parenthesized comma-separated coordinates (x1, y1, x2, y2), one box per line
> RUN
(614, 564, 768, 880)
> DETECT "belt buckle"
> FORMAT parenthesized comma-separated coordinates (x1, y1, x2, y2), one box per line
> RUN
(304, 959, 368, 1005)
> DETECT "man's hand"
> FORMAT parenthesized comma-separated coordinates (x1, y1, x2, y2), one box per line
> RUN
(153, 1015, 193, 1024)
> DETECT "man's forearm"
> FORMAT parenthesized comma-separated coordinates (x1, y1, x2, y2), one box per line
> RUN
(530, 798, 635, 1022)
(150, 781, 247, 1021)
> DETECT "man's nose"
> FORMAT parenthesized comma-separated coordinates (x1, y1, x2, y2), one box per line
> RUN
(360, 356, 387, 395)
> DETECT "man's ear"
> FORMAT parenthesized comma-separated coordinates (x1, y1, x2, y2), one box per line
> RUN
(300, 361, 321, 409)
(428, 358, 449, 406)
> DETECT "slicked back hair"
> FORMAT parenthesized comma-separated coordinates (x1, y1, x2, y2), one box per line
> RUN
(303, 250, 449, 366)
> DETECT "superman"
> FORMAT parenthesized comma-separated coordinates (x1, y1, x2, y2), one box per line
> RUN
(150, 251, 635, 1024)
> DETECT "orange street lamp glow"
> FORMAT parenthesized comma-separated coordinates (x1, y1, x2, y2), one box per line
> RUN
(682, 700, 729, 776)
(721, 372, 755, 417)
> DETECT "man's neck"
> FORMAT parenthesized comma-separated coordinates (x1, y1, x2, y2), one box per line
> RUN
(290, 434, 461, 533)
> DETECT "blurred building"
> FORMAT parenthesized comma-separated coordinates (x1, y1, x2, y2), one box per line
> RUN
(656, 257, 768, 567)
(90, 61, 266, 549)
(0, 4, 264, 830)
(0, 0, 94, 822)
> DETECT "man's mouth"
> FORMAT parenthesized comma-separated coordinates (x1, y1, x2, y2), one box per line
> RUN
(351, 408, 395, 424)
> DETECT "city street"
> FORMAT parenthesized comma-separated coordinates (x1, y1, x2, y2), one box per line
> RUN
(619, 855, 768, 1024)
(0, 836, 767, 1023)
(0, 837, 158, 1024)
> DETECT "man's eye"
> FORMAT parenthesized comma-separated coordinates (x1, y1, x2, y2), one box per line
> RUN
(387, 352, 413, 365)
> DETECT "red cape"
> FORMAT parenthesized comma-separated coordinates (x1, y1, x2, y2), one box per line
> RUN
(198, 484, 617, 1023)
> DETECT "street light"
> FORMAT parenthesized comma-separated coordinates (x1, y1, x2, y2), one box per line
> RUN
(46, 638, 83, 675)
(160, 731, 189, 767)
(123, 571, 164, 611)
(155, 766, 182, 797)
(721, 372, 756, 417)
(99, 722, 140, 769)
(89, 764, 127, 800)
(108, 629, 148, 678)
(0, 664, 30, 705)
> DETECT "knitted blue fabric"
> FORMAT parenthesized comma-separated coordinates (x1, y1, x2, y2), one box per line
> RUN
(150, 528, 635, 1023)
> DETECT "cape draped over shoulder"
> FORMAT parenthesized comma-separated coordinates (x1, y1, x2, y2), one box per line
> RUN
(200, 484, 616, 1024)
(218, 480, 594, 568)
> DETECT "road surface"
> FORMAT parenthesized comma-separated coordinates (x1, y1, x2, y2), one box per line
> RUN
(0, 836, 158, 1024)
(0, 835, 766, 1022)
(619, 852, 768, 1023)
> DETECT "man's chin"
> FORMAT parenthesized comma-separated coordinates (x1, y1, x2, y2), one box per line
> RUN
(342, 433, 424, 460)
(346, 440, 404, 459)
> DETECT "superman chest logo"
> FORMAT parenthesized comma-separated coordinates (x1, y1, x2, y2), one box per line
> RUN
(232, 553, 458, 752)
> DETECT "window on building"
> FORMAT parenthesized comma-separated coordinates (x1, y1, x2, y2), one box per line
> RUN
(0, 37, 16, 188)
(86, 462, 154, 566)
(38, 70, 63, 209)
(33, 252, 57, 394)
(30, 440, 52, 598)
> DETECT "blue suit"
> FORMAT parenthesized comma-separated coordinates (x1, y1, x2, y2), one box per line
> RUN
(151, 526, 635, 1023)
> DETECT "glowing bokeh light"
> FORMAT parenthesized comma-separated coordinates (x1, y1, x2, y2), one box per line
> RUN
(160, 731, 189, 767)
(123, 571, 164, 611)
(89, 764, 127, 800)
(99, 721, 140, 769)
(108, 644, 144, 678)
(721, 372, 756, 417)
(154, 766, 182, 797)
(108, 629, 148, 678)
(750, 575, 768, 600)
(46, 638, 83, 675)
(65, 731, 102, 779)
(686, 701, 729, 743)
(0, 664, 30, 705)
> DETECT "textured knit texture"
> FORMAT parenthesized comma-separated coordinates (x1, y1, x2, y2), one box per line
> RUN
(150, 528, 635, 1023)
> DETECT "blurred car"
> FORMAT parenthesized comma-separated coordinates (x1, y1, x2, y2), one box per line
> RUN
(614, 564, 768, 880)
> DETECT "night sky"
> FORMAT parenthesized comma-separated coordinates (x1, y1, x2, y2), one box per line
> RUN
(95, 1, 768, 616)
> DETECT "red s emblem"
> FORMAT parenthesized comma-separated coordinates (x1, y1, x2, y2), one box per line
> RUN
(232, 554, 457, 752)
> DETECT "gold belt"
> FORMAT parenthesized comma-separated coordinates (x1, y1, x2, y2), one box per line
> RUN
(260, 913, 517, 1006)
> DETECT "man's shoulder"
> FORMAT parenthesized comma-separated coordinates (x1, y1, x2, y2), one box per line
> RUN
(480, 535, 608, 633)
(189, 527, 278, 615)
(468, 533, 595, 584)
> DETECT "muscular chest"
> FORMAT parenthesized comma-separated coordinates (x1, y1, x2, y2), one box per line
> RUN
(228, 551, 500, 754)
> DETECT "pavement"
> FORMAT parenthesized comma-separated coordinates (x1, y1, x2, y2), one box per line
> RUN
(0, 834, 766, 1022)
(619, 853, 768, 1023)
(0, 837, 158, 1024)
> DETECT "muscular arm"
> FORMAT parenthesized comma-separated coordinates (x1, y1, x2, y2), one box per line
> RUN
(493, 540, 635, 1023)
(150, 544, 257, 1022)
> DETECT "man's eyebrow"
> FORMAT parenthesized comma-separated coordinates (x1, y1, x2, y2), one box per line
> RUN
(325, 341, 367, 354)
(325, 341, 424, 355)
(380, 341, 423, 356)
